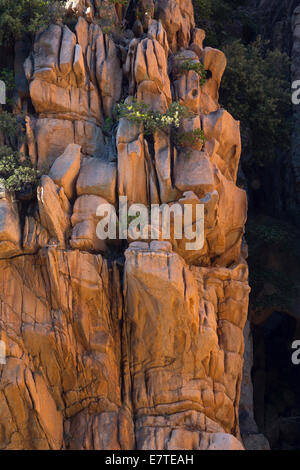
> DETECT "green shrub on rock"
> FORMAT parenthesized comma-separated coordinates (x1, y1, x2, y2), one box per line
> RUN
(115, 100, 194, 135)
(0, 145, 39, 193)
(174, 128, 206, 149)
(0, 0, 67, 45)
(179, 59, 207, 86)
(0, 112, 25, 148)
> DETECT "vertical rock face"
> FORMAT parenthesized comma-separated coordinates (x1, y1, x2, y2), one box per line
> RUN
(0, 0, 249, 449)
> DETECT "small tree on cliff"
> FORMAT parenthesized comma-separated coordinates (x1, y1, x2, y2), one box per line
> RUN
(220, 37, 291, 167)
(0, 0, 66, 46)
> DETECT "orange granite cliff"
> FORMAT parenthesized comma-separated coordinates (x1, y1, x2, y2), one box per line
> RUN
(0, 0, 249, 450)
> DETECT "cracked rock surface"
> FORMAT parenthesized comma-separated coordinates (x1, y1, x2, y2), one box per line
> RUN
(0, 0, 248, 450)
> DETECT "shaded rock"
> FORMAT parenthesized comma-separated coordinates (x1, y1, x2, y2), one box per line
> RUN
(32, 24, 62, 82)
(154, 130, 179, 203)
(172, 53, 201, 114)
(189, 28, 206, 58)
(49, 144, 81, 200)
(35, 118, 75, 170)
(37, 176, 71, 248)
(23, 216, 49, 253)
(175, 150, 214, 196)
(95, 29, 122, 117)
(66, 0, 95, 21)
(59, 25, 77, 82)
(73, 44, 86, 87)
(242, 433, 270, 450)
(135, 38, 171, 112)
(70, 195, 111, 252)
(155, 0, 195, 52)
(200, 47, 226, 114)
(148, 19, 169, 56)
(202, 109, 241, 182)
(0, 197, 21, 259)
(117, 121, 159, 206)
(76, 157, 117, 205)
(34, 118, 104, 169)
(199, 432, 244, 450)
(215, 171, 247, 266)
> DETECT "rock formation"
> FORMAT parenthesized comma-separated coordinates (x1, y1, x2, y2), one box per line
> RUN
(0, 0, 249, 450)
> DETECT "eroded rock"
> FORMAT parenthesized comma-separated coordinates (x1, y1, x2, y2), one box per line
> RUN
(0, 0, 251, 450)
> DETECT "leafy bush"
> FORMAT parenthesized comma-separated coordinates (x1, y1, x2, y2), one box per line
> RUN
(0, 145, 39, 193)
(0, 112, 25, 145)
(220, 38, 291, 167)
(0, 68, 15, 106)
(0, 146, 19, 178)
(5, 166, 39, 192)
(0, 68, 14, 92)
(0, 0, 67, 45)
(179, 59, 207, 86)
(93, 0, 128, 35)
(174, 128, 206, 150)
(193, 1, 290, 168)
(115, 100, 194, 134)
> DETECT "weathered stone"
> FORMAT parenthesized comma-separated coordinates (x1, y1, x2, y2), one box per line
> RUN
(199, 432, 244, 450)
(123, 39, 140, 95)
(117, 121, 159, 206)
(0, 248, 124, 449)
(73, 44, 86, 87)
(32, 24, 62, 83)
(172, 51, 201, 114)
(202, 109, 241, 181)
(124, 246, 249, 447)
(154, 130, 179, 202)
(30, 79, 101, 122)
(189, 28, 206, 57)
(49, 144, 81, 200)
(75, 15, 89, 53)
(148, 19, 169, 57)
(0, 198, 21, 259)
(35, 118, 104, 169)
(76, 157, 116, 205)
(155, 0, 195, 52)
(135, 38, 171, 112)
(200, 47, 227, 114)
(70, 195, 111, 252)
(23, 216, 49, 253)
(35, 118, 74, 170)
(37, 176, 71, 248)
(59, 26, 77, 82)
(96, 31, 122, 117)
(175, 150, 214, 196)
(0, 0, 252, 451)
